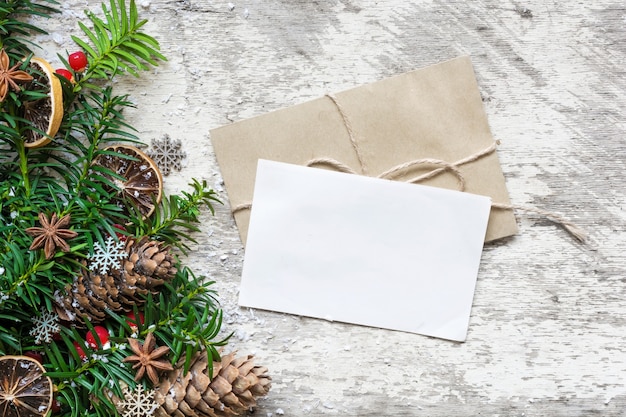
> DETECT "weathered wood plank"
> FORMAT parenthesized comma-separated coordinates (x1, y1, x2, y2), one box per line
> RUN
(39, 0, 626, 415)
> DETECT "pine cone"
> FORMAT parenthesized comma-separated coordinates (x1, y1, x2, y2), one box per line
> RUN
(54, 263, 119, 322)
(154, 350, 271, 417)
(54, 237, 176, 323)
(124, 236, 177, 283)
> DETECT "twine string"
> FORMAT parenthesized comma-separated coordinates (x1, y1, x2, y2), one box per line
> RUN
(232, 94, 587, 242)
(326, 93, 369, 175)
(307, 155, 468, 191)
(307, 157, 359, 175)
(232, 202, 252, 215)
(378, 142, 496, 181)
(491, 203, 587, 243)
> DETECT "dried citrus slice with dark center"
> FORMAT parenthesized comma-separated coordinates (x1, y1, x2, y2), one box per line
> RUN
(94, 144, 163, 218)
(0, 355, 53, 417)
(19, 57, 63, 148)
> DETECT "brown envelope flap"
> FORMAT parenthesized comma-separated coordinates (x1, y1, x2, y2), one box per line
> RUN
(210, 56, 517, 244)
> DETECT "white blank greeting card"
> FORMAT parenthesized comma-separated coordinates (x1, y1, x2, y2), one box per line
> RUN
(239, 160, 492, 341)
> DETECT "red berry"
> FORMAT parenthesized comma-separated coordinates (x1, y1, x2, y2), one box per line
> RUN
(24, 351, 44, 363)
(55, 68, 74, 82)
(125, 311, 145, 329)
(112, 224, 127, 241)
(51, 396, 62, 413)
(86, 326, 110, 348)
(72, 341, 87, 360)
(68, 51, 88, 72)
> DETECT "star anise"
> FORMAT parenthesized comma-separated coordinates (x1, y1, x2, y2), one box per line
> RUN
(123, 332, 174, 386)
(25, 212, 78, 260)
(0, 48, 33, 102)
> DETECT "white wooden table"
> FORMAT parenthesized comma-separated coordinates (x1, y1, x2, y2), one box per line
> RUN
(44, 1, 626, 415)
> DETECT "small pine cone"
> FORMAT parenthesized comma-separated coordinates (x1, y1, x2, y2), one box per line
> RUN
(154, 350, 271, 417)
(124, 236, 177, 283)
(54, 264, 117, 322)
(54, 237, 176, 324)
(55, 270, 154, 324)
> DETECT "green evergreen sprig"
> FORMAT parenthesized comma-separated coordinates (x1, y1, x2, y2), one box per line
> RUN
(131, 179, 222, 253)
(0, 1, 229, 416)
(39, 265, 227, 417)
(70, 0, 166, 92)
(0, 0, 58, 54)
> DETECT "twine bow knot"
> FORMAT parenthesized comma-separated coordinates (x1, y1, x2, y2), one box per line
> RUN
(233, 93, 587, 243)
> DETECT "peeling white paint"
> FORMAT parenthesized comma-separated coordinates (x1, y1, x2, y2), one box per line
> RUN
(33, 1, 626, 415)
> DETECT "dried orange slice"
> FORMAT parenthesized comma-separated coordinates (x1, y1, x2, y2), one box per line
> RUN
(20, 57, 63, 148)
(0, 355, 53, 417)
(94, 144, 163, 218)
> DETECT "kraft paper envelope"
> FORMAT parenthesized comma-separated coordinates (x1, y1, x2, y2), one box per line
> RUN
(210, 55, 518, 244)
(239, 160, 492, 341)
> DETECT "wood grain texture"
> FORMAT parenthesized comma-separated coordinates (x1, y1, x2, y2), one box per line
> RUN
(40, 1, 626, 415)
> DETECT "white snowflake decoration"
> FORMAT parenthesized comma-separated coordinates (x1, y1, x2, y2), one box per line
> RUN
(146, 134, 186, 176)
(116, 384, 158, 417)
(89, 236, 126, 275)
(29, 309, 60, 344)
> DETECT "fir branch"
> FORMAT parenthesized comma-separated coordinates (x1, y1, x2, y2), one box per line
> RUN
(0, 2, 248, 416)
(0, 304, 28, 353)
(0, 238, 55, 308)
(106, 265, 227, 382)
(131, 179, 221, 252)
(15, 134, 31, 193)
(0, 324, 20, 354)
(71, 0, 166, 91)
(56, 87, 138, 201)
(151, 266, 229, 378)
(0, 0, 59, 54)
(44, 326, 135, 417)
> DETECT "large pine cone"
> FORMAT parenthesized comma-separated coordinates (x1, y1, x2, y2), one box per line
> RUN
(54, 237, 176, 323)
(154, 351, 271, 417)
